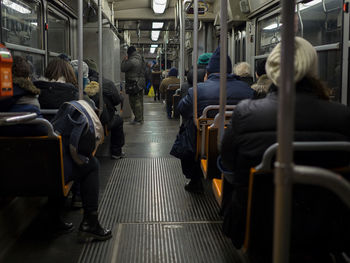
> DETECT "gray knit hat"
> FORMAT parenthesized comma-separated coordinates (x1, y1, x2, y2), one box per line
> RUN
(265, 37, 318, 86)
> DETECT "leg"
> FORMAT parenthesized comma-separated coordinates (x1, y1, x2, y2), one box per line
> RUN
(132, 90, 143, 122)
(73, 157, 112, 242)
(180, 155, 203, 193)
(110, 114, 125, 158)
(129, 94, 137, 121)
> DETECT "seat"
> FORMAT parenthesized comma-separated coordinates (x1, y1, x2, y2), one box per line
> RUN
(166, 84, 180, 118)
(0, 112, 72, 197)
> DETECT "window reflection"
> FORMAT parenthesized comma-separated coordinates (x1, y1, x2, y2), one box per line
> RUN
(318, 50, 341, 102)
(299, 0, 342, 46)
(257, 15, 282, 55)
(47, 10, 69, 54)
(1, 0, 42, 48)
(12, 50, 44, 80)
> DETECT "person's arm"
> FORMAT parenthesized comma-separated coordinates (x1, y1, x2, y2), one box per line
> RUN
(121, 57, 133, 73)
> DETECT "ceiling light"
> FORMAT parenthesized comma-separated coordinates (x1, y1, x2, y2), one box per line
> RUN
(150, 47, 156, 53)
(152, 22, 164, 29)
(151, 31, 161, 41)
(3, 0, 31, 14)
(263, 23, 282, 30)
(152, 0, 167, 14)
(299, 0, 322, 11)
(151, 44, 158, 48)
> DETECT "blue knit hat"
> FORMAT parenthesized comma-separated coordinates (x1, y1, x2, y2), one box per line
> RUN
(206, 46, 232, 74)
(197, 53, 212, 65)
(168, 67, 178, 77)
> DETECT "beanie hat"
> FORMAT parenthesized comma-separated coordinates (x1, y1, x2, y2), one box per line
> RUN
(70, 60, 89, 78)
(84, 59, 98, 73)
(168, 67, 178, 77)
(206, 46, 232, 74)
(197, 53, 213, 65)
(58, 53, 70, 62)
(266, 37, 318, 86)
(127, 46, 136, 56)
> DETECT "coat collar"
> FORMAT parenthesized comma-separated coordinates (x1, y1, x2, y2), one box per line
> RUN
(13, 77, 40, 95)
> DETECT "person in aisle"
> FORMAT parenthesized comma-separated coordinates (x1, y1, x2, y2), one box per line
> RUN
(159, 67, 180, 118)
(151, 64, 162, 101)
(170, 46, 254, 193)
(121, 46, 145, 124)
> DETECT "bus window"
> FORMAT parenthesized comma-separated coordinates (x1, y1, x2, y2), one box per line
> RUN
(47, 9, 69, 54)
(1, 0, 42, 49)
(12, 51, 44, 80)
(256, 14, 282, 55)
(318, 49, 341, 102)
(298, 0, 342, 46)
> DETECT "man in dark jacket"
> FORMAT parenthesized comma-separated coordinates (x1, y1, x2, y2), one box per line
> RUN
(151, 64, 162, 101)
(121, 46, 145, 124)
(171, 46, 254, 192)
(84, 59, 125, 159)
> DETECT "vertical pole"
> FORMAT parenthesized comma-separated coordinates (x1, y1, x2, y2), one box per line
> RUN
(217, 0, 227, 147)
(98, 0, 104, 117)
(78, 0, 83, 100)
(341, 0, 349, 105)
(179, 0, 185, 87)
(165, 41, 168, 71)
(273, 1, 295, 262)
(193, 0, 198, 124)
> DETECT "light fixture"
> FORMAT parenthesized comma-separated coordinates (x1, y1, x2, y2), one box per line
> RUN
(31, 22, 38, 27)
(150, 45, 157, 53)
(3, 0, 31, 14)
(152, 22, 164, 29)
(299, 0, 322, 11)
(263, 23, 282, 30)
(151, 31, 161, 41)
(152, 0, 167, 14)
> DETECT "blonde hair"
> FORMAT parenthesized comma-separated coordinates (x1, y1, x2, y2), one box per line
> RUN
(233, 62, 251, 77)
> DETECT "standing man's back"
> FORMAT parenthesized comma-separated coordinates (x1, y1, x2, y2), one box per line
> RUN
(121, 46, 145, 124)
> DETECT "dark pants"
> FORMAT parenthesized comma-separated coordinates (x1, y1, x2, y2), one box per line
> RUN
(153, 84, 160, 101)
(180, 156, 203, 180)
(110, 114, 125, 155)
(72, 156, 100, 213)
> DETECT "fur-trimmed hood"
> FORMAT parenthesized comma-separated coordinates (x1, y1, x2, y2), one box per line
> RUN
(13, 77, 40, 95)
(84, 81, 100, 97)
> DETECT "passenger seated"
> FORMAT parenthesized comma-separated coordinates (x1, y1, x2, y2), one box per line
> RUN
(170, 46, 254, 192)
(34, 58, 79, 109)
(159, 67, 180, 118)
(233, 62, 254, 86)
(84, 58, 125, 159)
(0, 56, 46, 136)
(179, 53, 212, 99)
(220, 37, 350, 244)
(251, 58, 271, 99)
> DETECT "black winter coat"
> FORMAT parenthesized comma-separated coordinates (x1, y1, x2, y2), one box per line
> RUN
(34, 80, 79, 109)
(221, 85, 350, 184)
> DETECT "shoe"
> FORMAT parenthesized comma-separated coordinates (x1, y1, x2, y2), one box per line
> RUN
(49, 216, 74, 235)
(111, 152, 125, 160)
(78, 212, 112, 242)
(184, 179, 203, 193)
(72, 194, 83, 208)
(129, 120, 143, 125)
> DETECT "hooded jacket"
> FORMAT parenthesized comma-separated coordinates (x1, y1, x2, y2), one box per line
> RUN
(121, 51, 146, 90)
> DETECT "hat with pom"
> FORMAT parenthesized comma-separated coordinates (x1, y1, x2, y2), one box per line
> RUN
(265, 37, 318, 86)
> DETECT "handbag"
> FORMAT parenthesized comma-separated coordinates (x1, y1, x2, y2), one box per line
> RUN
(125, 80, 139, 95)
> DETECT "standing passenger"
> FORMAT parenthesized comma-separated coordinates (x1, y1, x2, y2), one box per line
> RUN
(159, 68, 180, 118)
(171, 46, 254, 192)
(121, 46, 145, 124)
(151, 64, 162, 101)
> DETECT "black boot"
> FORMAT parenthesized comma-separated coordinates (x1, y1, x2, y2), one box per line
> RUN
(78, 211, 112, 242)
(184, 179, 203, 193)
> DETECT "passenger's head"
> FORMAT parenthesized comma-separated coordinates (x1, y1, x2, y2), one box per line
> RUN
(266, 37, 318, 86)
(70, 60, 89, 88)
(12, 56, 31, 79)
(84, 58, 98, 73)
(168, 67, 178, 77)
(206, 46, 232, 74)
(44, 58, 78, 87)
(255, 59, 267, 78)
(127, 46, 136, 56)
(233, 62, 251, 77)
(197, 53, 212, 65)
(58, 53, 71, 62)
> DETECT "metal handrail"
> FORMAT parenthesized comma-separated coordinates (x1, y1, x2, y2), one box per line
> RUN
(200, 105, 236, 119)
(210, 110, 233, 128)
(256, 141, 350, 171)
